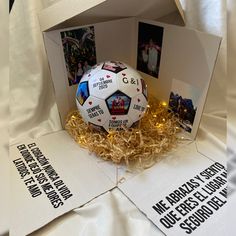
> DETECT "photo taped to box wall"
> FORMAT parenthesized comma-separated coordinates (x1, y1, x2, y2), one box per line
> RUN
(137, 22, 164, 78)
(60, 26, 97, 86)
(168, 79, 200, 133)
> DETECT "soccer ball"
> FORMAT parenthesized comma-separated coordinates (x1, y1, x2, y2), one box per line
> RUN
(76, 61, 148, 132)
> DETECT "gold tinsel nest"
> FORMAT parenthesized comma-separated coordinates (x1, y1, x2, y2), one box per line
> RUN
(65, 97, 181, 169)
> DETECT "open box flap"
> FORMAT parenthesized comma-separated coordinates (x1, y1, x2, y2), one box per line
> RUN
(10, 130, 227, 235)
(39, 0, 179, 31)
(118, 142, 227, 236)
(10, 130, 115, 236)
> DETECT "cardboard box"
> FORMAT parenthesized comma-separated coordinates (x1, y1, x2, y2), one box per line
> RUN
(10, 1, 226, 235)
(40, 2, 220, 140)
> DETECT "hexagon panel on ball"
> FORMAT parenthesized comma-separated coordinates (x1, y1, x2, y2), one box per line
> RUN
(129, 93, 148, 123)
(80, 96, 110, 126)
(103, 115, 133, 132)
(89, 70, 118, 100)
(116, 69, 143, 96)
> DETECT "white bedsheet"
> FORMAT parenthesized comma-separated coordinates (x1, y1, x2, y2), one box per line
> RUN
(7, 0, 235, 235)
(0, 0, 9, 235)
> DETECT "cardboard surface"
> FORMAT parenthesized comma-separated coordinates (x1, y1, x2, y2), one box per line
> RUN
(119, 143, 227, 235)
(10, 131, 115, 236)
(39, 0, 177, 31)
(43, 18, 136, 126)
(135, 19, 221, 139)
(10, 131, 227, 235)
(43, 17, 221, 140)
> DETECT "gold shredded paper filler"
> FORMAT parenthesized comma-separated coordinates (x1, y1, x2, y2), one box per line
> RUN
(65, 97, 181, 169)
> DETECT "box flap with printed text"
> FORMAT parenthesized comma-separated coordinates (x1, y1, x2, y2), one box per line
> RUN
(10, 131, 115, 236)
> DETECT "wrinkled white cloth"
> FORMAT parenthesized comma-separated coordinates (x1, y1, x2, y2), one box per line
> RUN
(9, 0, 62, 145)
(0, 0, 9, 235)
(227, 1, 236, 234)
(8, 0, 233, 235)
(31, 188, 164, 236)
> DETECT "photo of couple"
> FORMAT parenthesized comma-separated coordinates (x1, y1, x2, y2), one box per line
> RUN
(137, 22, 164, 78)
(61, 26, 97, 86)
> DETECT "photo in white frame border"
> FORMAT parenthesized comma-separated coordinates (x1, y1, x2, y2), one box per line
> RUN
(60, 26, 97, 86)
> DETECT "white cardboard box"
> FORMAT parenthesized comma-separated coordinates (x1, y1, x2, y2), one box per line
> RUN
(41, 10, 220, 140)
(10, 1, 226, 235)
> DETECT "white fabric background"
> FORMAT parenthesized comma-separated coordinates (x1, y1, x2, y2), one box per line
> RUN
(8, 0, 235, 235)
(226, 0, 236, 234)
(0, 0, 9, 235)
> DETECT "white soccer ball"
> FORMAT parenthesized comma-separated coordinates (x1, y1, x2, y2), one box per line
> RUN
(76, 61, 148, 132)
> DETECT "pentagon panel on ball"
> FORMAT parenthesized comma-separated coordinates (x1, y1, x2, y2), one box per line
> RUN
(76, 61, 148, 132)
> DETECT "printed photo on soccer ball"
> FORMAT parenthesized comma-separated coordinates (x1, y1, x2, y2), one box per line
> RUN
(60, 26, 97, 86)
(137, 22, 164, 78)
(106, 91, 131, 115)
(76, 82, 89, 106)
(102, 61, 127, 74)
